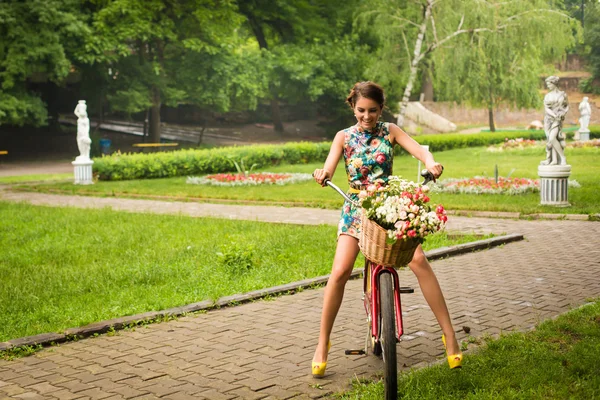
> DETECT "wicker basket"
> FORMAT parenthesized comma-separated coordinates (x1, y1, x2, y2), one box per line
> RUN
(359, 214, 420, 267)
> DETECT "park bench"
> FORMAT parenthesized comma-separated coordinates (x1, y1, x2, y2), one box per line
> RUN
(132, 143, 179, 153)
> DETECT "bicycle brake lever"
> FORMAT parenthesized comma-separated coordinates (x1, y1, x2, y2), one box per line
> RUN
(421, 166, 444, 185)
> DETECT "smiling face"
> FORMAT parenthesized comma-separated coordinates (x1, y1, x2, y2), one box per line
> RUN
(354, 97, 382, 131)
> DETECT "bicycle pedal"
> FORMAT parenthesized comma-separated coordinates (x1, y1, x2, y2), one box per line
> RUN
(399, 287, 415, 294)
(345, 349, 366, 355)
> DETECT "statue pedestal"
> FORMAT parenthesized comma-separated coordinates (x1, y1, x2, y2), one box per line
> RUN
(538, 165, 571, 206)
(72, 158, 94, 185)
(578, 128, 590, 141)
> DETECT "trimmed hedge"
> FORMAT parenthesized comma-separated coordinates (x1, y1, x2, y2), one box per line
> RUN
(391, 130, 544, 155)
(94, 142, 331, 181)
(94, 128, 600, 181)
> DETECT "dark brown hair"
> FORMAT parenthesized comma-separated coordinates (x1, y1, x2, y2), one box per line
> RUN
(346, 81, 385, 109)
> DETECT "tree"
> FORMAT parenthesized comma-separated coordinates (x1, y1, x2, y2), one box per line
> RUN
(583, 2, 600, 84)
(433, 1, 579, 131)
(356, 0, 579, 129)
(0, 0, 89, 127)
(81, 0, 243, 142)
(235, 0, 349, 133)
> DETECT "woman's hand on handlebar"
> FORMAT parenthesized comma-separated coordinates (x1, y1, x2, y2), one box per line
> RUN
(313, 168, 330, 186)
(425, 162, 444, 181)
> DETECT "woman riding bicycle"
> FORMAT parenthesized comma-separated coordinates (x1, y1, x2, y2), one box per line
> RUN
(311, 81, 462, 377)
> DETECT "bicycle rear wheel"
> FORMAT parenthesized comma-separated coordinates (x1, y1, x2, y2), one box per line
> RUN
(379, 272, 397, 400)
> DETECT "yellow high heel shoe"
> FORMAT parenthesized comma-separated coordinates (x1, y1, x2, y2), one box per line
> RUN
(311, 341, 331, 378)
(442, 334, 463, 369)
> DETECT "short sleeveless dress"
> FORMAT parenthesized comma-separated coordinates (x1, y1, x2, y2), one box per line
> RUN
(338, 121, 394, 239)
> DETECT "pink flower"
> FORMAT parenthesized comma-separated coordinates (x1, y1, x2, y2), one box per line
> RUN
(375, 152, 386, 164)
(407, 230, 417, 238)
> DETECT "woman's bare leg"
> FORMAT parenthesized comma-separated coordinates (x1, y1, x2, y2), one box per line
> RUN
(408, 245, 460, 355)
(312, 235, 360, 363)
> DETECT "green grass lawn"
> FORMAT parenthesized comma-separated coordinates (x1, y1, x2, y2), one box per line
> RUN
(0, 173, 71, 184)
(16, 146, 600, 215)
(0, 201, 487, 342)
(336, 300, 600, 400)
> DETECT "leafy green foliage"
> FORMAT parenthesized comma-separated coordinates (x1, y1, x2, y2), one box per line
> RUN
(433, 0, 580, 131)
(216, 243, 256, 275)
(93, 141, 331, 181)
(0, 0, 89, 126)
(583, 1, 600, 83)
(82, 0, 244, 140)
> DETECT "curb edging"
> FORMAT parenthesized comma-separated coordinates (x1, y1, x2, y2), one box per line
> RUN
(0, 233, 525, 353)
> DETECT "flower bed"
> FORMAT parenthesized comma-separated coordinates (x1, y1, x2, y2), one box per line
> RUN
(434, 177, 540, 195)
(487, 138, 541, 152)
(569, 139, 600, 148)
(186, 172, 312, 186)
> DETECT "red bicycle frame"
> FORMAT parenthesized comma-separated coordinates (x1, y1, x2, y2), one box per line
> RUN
(364, 262, 405, 342)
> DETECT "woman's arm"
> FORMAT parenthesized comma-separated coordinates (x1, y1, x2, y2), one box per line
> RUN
(313, 130, 344, 185)
(388, 123, 443, 177)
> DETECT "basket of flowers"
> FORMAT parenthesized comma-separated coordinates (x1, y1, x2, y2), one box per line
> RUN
(358, 176, 447, 267)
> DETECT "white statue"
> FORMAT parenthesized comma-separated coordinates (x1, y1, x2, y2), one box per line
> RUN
(74, 100, 92, 161)
(540, 76, 568, 166)
(579, 97, 591, 133)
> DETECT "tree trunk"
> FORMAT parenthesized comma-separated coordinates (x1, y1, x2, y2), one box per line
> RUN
(488, 76, 496, 132)
(149, 86, 161, 142)
(421, 62, 434, 102)
(247, 16, 284, 133)
(397, 0, 433, 128)
(270, 95, 284, 133)
(488, 107, 496, 132)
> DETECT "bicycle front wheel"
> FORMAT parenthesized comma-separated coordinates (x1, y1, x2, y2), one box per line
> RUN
(380, 272, 397, 400)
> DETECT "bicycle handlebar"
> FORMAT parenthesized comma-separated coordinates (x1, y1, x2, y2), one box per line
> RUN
(317, 167, 443, 206)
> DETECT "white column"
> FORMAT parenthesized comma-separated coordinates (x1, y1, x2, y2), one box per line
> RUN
(72, 159, 94, 185)
(538, 165, 571, 206)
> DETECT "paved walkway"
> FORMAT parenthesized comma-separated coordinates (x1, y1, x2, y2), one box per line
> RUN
(1, 191, 600, 399)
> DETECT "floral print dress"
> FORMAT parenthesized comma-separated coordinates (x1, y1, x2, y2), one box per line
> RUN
(338, 121, 394, 239)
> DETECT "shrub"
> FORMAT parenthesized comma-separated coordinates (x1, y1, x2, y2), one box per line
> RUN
(93, 142, 330, 181)
(403, 130, 547, 154)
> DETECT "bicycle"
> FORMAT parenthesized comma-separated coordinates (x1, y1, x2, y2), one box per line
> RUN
(322, 169, 439, 400)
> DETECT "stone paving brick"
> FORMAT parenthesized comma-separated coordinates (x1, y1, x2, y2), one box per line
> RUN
(74, 387, 115, 399)
(0, 384, 27, 396)
(12, 392, 49, 399)
(6, 376, 43, 388)
(259, 385, 304, 399)
(46, 389, 85, 399)
(54, 379, 97, 394)
(160, 392, 201, 400)
(106, 385, 149, 399)
(23, 382, 62, 394)
(225, 386, 270, 400)
(191, 389, 236, 400)
(231, 377, 276, 392)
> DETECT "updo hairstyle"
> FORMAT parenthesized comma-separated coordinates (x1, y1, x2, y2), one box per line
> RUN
(346, 81, 385, 110)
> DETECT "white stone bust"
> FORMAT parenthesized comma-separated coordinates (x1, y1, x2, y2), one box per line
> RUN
(579, 97, 591, 133)
(74, 100, 92, 161)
